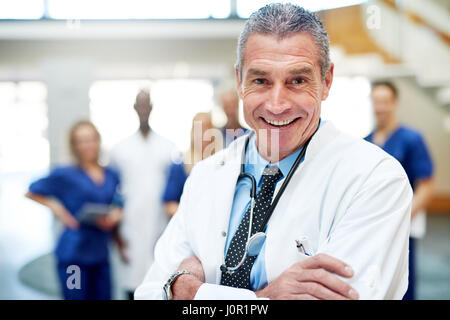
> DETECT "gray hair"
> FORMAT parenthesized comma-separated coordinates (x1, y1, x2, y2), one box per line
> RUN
(237, 3, 331, 81)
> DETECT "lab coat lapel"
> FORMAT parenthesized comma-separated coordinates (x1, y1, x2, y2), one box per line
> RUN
(265, 121, 341, 283)
(209, 138, 245, 283)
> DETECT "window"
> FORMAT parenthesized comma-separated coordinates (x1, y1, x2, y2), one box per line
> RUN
(237, 0, 368, 18)
(47, 0, 230, 20)
(321, 76, 374, 138)
(0, 0, 368, 20)
(0, 0, 44, 19)
(0, 81, 49, 172)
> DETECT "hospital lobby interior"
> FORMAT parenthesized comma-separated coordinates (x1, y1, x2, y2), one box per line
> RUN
(0, 0, 449, 300)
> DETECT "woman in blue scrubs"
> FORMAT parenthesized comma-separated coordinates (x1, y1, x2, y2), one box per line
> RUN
(366, 81, 435, 300)
(26, 121, 123, 300)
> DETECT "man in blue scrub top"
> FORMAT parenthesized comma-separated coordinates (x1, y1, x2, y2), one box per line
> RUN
(365, 80, 435, 300)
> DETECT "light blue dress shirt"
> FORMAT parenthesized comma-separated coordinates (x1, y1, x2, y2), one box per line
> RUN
(224, 132, 305, 290)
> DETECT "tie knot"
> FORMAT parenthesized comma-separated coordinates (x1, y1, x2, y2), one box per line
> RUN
(262, 165, 283, 181)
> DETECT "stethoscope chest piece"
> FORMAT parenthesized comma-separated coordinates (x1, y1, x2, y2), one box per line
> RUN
(246, 232, 266, 256)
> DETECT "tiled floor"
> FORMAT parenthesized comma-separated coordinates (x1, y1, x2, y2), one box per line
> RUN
(0, 171, 56, 299)
(1, 171, 449, 300)
(416, 215, 450, 299)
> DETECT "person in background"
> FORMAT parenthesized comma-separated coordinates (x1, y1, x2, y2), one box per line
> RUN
(162, 112, 216, 217)
(365, 80, 435, 300)
(220, 89, 248, 147)
(109, 88, 176, 300)
(25, 120, 123, 300)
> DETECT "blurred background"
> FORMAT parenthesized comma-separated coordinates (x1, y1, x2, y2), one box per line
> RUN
(0, 0, 449, 299)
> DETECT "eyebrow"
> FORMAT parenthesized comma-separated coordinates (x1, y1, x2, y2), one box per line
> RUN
(289, 67, 313, 76)
(246, 67, 314, 77)
(246, 68, 268, 77)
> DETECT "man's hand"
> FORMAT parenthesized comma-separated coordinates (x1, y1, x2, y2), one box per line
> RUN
(172, 256, 205, 300)
(256, 253, 359, 300)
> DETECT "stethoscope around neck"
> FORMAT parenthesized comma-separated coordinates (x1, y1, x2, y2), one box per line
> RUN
(220, 127, 318, 275)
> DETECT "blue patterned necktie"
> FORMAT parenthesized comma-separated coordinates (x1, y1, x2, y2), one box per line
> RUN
(220, 165, 283, 289)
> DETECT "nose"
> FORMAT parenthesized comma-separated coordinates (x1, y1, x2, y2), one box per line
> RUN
(266, 83, 291, 115)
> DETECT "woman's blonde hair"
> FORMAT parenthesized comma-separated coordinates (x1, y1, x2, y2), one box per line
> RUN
(68, 120, 101, 163)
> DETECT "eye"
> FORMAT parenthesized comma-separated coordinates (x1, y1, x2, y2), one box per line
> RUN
(253, 78, 266, 85)
(291, 78, 305, 85)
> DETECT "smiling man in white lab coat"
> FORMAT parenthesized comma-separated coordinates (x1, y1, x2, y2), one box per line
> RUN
(135, 3, 412, 300)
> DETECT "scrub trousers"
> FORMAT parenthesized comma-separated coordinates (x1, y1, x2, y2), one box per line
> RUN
(56, 260, 112, 300)
(403, 237, 416, 300)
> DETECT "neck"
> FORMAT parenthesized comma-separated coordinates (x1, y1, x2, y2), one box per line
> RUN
(256, 120, 319, 163)
(79, 160, 99, 171)
(376, 117, 398, 135)
(140, 123, 151, 137)
(225, 119, 241, 130)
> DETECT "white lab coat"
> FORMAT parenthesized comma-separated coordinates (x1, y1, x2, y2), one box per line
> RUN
(134, 121, 412, 300)
(110, 131, 176, 291)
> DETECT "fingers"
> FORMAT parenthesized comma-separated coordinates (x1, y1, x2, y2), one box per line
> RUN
(67, 221, 79, 230)
(301, 253, 354, 278)
(120, 251, 130, 264)
(298, 276, 359, 300)
(292, 294, 319, 300)
(96, 217, 113, 231)
(299, 282, 349, 300)
(296, 254, 359, 300)
(64, 216, 79, 230)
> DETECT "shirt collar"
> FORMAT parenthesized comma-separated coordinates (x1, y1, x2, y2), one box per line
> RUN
(244, 133, 302, 185)
(244, 118, 322, 184)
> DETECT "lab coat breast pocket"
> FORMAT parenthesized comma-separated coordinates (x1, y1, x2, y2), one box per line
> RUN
(266, 234, 315, 283)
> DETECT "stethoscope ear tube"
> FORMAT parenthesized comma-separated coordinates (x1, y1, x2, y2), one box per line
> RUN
(239, 173, 257, 198)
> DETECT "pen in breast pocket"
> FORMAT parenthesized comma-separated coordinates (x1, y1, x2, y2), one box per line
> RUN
(295, 237, 314, 256)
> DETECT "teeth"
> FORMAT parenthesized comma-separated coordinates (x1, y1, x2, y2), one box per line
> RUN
(264, 118, 296, 126)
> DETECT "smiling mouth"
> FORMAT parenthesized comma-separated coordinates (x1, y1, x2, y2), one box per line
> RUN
(262, 117, 300, 127)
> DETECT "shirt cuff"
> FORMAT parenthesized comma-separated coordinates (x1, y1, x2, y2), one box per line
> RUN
(194, 283, 268, 300)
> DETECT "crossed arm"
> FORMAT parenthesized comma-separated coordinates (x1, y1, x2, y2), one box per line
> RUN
(171, 254, 359, 300)
(135, 157, 412, 300)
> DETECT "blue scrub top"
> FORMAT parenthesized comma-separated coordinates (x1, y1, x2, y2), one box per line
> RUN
(162, 162, 189, 203)
(365, 126, 434, 190)
(29, 165, 123, 265)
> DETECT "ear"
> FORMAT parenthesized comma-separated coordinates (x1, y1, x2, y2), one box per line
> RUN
(321, 62, 334, 101)
(234, 64, 244, 100)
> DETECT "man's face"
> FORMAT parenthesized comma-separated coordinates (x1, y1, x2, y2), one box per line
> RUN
(134, 91, 152, 125)
(370, 85, 397, 128)
(236, 32, 333, 160)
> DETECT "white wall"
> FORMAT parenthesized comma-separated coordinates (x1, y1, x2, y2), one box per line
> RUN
(395, 77, 450, 193)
